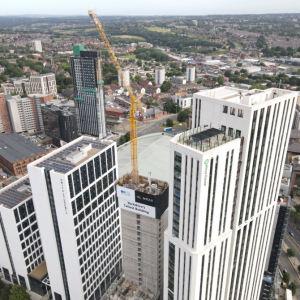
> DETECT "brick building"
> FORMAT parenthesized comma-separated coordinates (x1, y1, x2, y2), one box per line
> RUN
(0, 133, 50, 176)
(0, 93, 12, 133)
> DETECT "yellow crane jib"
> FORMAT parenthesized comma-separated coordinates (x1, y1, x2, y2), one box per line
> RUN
(88, 10, 142, 185)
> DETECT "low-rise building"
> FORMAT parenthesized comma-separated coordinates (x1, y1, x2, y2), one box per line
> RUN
(0, 133, 50, 176)
(172, 95, 193, 108)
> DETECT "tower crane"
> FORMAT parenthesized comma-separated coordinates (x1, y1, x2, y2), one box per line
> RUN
(88, 10, 143, 185)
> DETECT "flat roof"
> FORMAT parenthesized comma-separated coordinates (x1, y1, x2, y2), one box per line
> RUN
(34, 137, 110, 174)
(117, 133, 172, 182)
(0, 176, 31, 209)
(0, 133, 47, 163)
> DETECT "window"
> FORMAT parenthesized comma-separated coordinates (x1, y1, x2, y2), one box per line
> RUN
(230, 107, 235, 116)
(228, 128, 234, 137)
(221, 125, 226, 133)
(236, 130, 241, 138)
(223, 105, 228, 113)
(238, 109, 244, 118)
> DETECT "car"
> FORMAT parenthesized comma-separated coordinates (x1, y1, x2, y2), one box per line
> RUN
(283, 269, 287, 274)
(289, 231, 294, 237)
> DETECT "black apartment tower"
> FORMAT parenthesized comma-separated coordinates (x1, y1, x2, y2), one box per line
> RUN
(70, 45, 106, 138)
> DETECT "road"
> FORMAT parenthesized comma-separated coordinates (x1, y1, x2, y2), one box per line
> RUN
(278, 247, 300, 298)
(113, 114, 184, 137)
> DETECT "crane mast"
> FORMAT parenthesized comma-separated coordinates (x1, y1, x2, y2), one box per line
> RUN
(88, 10, 142, 185)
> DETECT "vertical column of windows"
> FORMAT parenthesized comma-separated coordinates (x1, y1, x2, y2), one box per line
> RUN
(215, 242, 224, 299)
(233, 227, 247, 300)
(266, 102, 282, 206)
(187, 257, 192, 300)
(219, 152, 229, 235)
(192, 161, 199, 248)
(250, 210, 270, 297)
(251, 106, 270, 216)
(208, 247, 216, 299)
(259, 104, 278, 210)
(194, 98, 198, 128)
(237, 221, 253, 299)
(228, 229, 241, 300)
(204, 158, 213, 245)
(239, 111, 258, 225)
(182, 252, 186, 299)
(187, 158, 193, 244)
(245, 108, 265, 220)
(173, 152, 182, 238)
(205, 250, 212, 300)
(269, 99, 294, 207)
(218, 239, 228, 300)
(223, 150, 234, 232)
(199, 256, 205, 300)
(244, 215, 261, 299)
(209, 157, 218, 242)
(177, 249, 181, 298)
(182, 156, 187, 242)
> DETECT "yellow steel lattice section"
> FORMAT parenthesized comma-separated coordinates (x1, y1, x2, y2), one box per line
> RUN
(88, 10, 142, 184)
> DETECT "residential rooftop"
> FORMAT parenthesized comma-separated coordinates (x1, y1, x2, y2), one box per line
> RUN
(33, 137, 112, 174)
(0, 176, 31, 209)
(176, 126, 239, 152)
(0, 133, 47, 163)
(195, 86, 295, 106)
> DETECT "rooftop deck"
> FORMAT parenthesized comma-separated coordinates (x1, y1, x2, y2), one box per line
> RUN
(0, 176, 31, 209)
(177, 126, 238, 152)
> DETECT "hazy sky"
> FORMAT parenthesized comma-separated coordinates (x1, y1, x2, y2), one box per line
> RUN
(1, 0, 300, 15)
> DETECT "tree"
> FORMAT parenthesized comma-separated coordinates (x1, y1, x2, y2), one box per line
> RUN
(0, 279, 5, 290)
(283, 272, 291, 283)
(134, 74, 141, 83)
(287, 248, 297, 258)
(218, 76, 224, 86)
(0, 284, 12, 300)
(9, 285, 31, 300)
(288, 282, 298, 296)
(236, 63, 242, 67)
(166, 119, 174, 127)
(294, 204, 300, 214)
(177, 110, 189, 122)
(160, 81, 172, 93)
(137, 60, 142, 67)
(224, 70, 232, 78)
(119, 135, 126, 145)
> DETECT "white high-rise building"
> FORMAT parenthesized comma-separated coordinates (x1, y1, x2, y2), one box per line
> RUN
(32, 40, 42, 52)
(164, 127, 240, 300)
(118, 68, 130, 87)
(6, 94, 44, 133)
(155, 67, 165, 85)
(164, 86, 297, 300)
(0, 176, 46, 296)
(186, 65, 195, 82)
(28, 136, 122, 300)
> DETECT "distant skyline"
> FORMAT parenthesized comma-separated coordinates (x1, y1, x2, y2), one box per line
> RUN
(1, 0, 300, 16)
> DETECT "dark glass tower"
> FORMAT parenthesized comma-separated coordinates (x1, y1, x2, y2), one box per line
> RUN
(70, 45, 106, 138)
